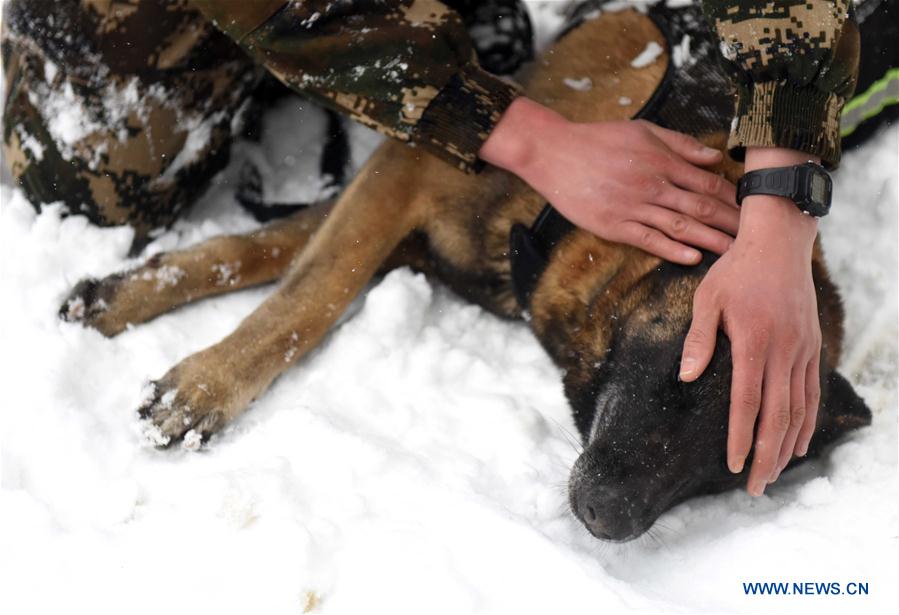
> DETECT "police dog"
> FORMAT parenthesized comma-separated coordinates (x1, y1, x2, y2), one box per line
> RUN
(59, 7, 871, 542)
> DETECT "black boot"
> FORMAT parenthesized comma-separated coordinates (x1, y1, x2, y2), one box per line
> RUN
(445, 0, 534, 76)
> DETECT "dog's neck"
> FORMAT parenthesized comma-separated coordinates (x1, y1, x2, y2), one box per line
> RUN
(525, 228, 663, 371)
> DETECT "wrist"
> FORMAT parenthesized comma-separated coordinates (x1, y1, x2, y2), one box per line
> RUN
(739, 194, 818, 239)
(738, 147, 820, 252)
(479, 97, 566, 176)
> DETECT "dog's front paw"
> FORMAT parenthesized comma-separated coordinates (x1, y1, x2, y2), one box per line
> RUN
(137, 366, 228, 451)
(60, 275, 126, 336)
(60, 254, 191, 337)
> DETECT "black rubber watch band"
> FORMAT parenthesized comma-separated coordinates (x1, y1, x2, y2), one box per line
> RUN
(736, 162, 832, 217)
(736, 168, 797, 205)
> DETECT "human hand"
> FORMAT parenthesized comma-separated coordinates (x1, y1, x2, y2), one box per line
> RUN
(679, 147, 823, 496)
(479, 97, 740, 263)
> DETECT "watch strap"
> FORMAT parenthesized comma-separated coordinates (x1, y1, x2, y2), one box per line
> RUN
(736, 167, 797, 205)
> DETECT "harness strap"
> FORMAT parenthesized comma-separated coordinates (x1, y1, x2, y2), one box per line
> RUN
(509, 205, 574, 309)
(509, 4, 679, 310)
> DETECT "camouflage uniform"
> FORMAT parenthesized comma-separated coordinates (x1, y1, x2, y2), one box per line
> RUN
(1, 0, 262, 245)
(702, 0, 860, 168)
(1, 0, 859, 246)
(1, 0, 522, 248)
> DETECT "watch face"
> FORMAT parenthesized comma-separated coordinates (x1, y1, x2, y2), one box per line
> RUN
(810, 173, 828, 205)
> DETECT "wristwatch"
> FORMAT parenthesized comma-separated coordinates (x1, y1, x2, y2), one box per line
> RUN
(736, 162, 832, 217)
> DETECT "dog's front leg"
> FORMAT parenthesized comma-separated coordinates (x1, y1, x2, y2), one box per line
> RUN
(60, 202, 334, 336)
(137, 142, 426, 448)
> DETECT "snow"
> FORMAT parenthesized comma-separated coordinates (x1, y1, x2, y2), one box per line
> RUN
(672, 34, 693, 68)
(631, 41, 665, 68)
(38, 80, 104, 150)
(1, 2, 897, 615)
(564, 76, 594, 91)
(18, 130, 44, 162)
(233, 98, 344, 205)
(158, 110, 228, 182)
(139, 264, 186, 290)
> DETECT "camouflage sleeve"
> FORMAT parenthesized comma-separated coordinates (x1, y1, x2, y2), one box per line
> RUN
(701, 0, 860, 168)
(186, 0, 521, 173)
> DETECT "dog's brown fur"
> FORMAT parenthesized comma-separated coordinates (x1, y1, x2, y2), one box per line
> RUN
(61, 9, 865, 537)
(62, 10, 677, 434)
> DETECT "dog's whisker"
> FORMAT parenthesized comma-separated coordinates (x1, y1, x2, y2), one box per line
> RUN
(549, 417, 584, 456)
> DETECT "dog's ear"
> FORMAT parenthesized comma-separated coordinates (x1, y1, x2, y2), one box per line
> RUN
(811, 371, 872, 452)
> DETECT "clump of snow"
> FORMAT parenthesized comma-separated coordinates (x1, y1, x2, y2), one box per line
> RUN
(137, 381, 158, 406)
(140, 420, 171, 448)
(631, 41, 665, 68)
(564, 77, 594, 92)
(211, 261, 242, 287)
(43, 60, 59, 84)
(719, 39, 738, 61)
(182, 429, 203, 452)
(284, 331, 300, 363)
(603, 0, 661, 14)
(18, 130, 45, 161)
(38, 81, 102, 148)
(160, 388, 178, 408)
(672, 34, 693, 68)
(158, 110, 228, 182)
(138, 264, 185, 291)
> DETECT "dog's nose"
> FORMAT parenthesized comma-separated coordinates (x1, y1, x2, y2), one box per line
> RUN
(573, 485, 636, 541)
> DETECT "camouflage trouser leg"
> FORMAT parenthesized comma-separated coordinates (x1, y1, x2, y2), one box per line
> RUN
(1, 0, 262, 250)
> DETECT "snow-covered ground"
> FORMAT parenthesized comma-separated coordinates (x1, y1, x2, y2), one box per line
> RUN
(1, 2, 897, 614)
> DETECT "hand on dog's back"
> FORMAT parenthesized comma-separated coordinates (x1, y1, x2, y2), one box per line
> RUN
(480, 97, 740, 264)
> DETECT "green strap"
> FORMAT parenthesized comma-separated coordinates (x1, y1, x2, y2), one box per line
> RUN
(841, 68, 899, 137)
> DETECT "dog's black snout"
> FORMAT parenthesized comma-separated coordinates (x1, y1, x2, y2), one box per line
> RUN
(573, 485, 636, 541)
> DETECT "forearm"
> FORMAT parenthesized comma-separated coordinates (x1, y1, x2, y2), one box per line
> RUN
(188, 0, 520, 173)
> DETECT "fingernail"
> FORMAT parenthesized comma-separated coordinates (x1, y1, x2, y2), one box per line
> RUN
(797, 443, 808, 457)
(728, 456, 745, 474)
(683, 249, 701, 262)
(702, 146, 720, 156)
(749, 480, 765, 497)
(679, 358, 696, 379)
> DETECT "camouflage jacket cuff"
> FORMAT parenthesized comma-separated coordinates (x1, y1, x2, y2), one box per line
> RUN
(414, 64, 521, 174)
(729, 81, 845, 170)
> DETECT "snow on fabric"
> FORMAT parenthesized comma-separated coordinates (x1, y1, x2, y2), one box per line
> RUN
(1, 2, 897, 614)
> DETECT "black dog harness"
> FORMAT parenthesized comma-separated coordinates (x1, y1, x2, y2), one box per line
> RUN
(509, 1, 732, 308)
(509, 205, 575, 308)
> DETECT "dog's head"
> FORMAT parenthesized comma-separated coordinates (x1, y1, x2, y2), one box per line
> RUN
(561, 260, 871, 542)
